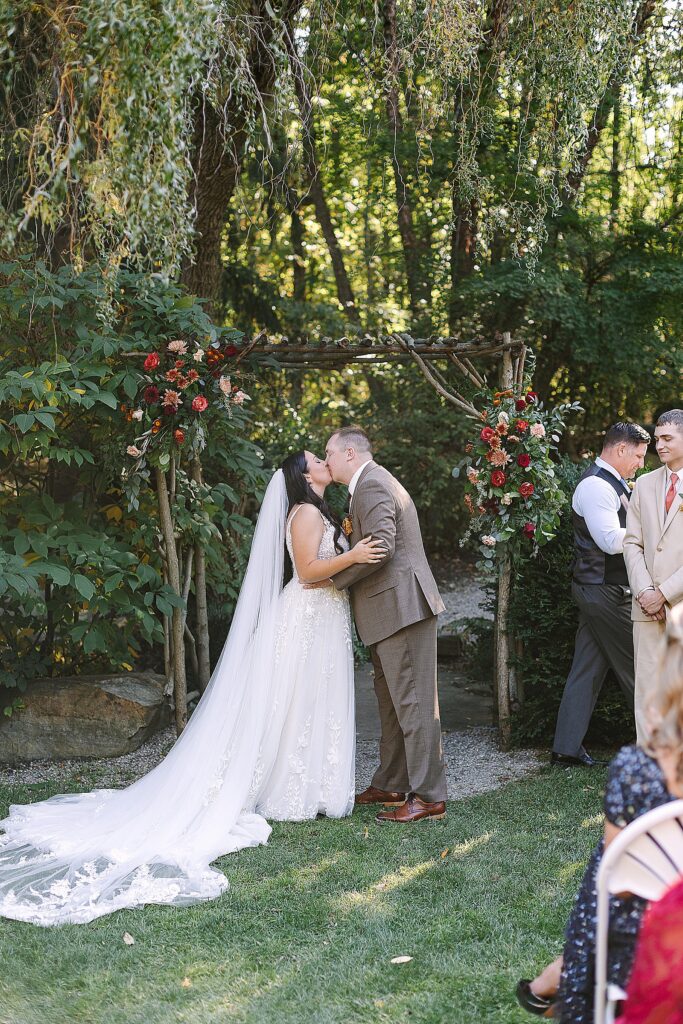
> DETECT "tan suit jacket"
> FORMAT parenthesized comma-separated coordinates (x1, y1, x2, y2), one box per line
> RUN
(332, 462, 445, 646)
(624, 466, 683, 621)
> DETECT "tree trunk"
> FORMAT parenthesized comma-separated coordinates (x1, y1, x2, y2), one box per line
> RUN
(182, 0, 300, 309)
(191, 458, 211, 692)
(562, 0, 656, 204)
(155, 466, 187, 733)
(448, 1, 511, 332)
(494, 341, 514, 749)
(284, 24, 360, 323)
(381, 0, 430, 328)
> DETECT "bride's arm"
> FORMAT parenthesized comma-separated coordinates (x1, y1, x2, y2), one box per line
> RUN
(290, 505, 384, 583)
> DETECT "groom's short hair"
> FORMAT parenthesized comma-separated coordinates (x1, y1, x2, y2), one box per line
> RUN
(333, 426, 373, 454)
(657, 409, 683, 432)
(602, 422, 650, 449)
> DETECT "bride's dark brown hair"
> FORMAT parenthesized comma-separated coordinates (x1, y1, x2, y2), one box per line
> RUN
(280, 451, 344, 554)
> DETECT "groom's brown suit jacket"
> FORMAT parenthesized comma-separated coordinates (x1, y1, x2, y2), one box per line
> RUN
(332, 461, 444, 646)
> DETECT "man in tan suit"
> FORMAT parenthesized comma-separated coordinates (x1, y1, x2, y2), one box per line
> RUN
(325, 426, 448, 822)
(624, 409, 683, 742)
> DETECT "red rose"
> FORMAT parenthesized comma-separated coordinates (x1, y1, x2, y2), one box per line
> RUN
(519, 481, 535, 498)
(526, 391, 538, 404)
(522, 521, 536, 538)
(173, 429, 185, 444)
(225, 345, 238, 357)
(515, 399, 527, 411)
(480, 426, 497, 443)
(491, 470, 506, 488)
(517, 453, 531, 468)
(515, 419, 529, 432)
(143, 353, 160, 371)
(192, 395, 208, 412)
(143, 385, 159, 403)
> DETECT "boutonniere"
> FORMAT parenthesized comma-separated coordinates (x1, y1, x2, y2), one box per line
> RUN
(627, 480, 635, 491)
(341, 515, 353, 537)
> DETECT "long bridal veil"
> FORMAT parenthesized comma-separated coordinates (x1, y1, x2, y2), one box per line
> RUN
(0, 470, 289, 925)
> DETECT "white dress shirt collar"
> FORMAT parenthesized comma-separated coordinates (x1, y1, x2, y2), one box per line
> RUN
(594, 456, 623, 483)
(348, 460, 372, 497)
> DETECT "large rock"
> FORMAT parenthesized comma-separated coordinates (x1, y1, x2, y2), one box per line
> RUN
(0, 673, 171, 764)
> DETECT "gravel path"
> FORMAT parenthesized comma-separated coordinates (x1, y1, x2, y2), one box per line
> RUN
(1, 726, 544, 800)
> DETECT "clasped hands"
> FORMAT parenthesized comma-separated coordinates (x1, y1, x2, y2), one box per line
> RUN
(638, 586, 667, 621)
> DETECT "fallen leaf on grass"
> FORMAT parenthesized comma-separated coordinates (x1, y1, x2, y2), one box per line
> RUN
(363, 826, 369, 839)
(440, 848, 449, 858)
(122, 932, 135, 946)
(181, 978, 192, 988)
(390, 955, 413, 964)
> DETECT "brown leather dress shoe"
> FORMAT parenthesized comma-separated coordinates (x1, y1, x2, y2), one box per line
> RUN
(375, 794, 446, 823)
(355, 786, 406, 806)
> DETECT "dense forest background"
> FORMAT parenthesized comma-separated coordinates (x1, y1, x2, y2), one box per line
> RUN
(1, 0, 681, 721)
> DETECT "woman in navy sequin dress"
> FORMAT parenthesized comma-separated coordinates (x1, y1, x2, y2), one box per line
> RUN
(517, 606, 683, 1022)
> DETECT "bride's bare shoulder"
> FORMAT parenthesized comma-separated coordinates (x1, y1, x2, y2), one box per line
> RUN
(288, 503, 324, 532)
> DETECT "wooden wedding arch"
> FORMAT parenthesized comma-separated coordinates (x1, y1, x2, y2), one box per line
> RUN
(229, 329, 528, 749)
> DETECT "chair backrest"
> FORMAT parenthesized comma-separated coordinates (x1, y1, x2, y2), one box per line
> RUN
(594, 799, 683, 1024)
(597, 798, 683, 901)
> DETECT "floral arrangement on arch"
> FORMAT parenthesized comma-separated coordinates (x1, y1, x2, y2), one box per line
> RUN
(121, 337, 249, 467)
(455, 386, 581, 568)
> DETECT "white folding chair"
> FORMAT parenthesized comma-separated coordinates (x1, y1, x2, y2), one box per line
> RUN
(594, 798, 683, 1024)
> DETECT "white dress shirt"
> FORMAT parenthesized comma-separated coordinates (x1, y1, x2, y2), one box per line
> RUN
(348, 460, 372, 498)
(572, 456, 628, 555)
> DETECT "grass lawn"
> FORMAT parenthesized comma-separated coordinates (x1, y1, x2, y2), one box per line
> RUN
(0, 766, 607, 1024)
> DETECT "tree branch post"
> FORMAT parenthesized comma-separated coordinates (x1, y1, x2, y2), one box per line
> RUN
(191, 457, 211, 691)
(155, 465, 188, 733)
(494, 337, 514, 748)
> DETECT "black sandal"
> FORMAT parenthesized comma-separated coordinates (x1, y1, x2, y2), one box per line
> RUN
(515, 979, 557, 1017)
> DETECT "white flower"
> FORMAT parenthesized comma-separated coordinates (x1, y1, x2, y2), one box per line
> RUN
(481, 535, 497, 547)
(131, 408, 143, 421)
(193, 348, 204, 362)
(497, 411, 509, 425)
(501, 494, 513, 506)
(126, 445, 142, 457)
(219, 375, 232, 394)
(232, 390, 249, 405)
(167, 339, 188, 355)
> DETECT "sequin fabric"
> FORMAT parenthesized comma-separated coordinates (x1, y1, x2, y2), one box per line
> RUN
(557, 745, 675, 1024)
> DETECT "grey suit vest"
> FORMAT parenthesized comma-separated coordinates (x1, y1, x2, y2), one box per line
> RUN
(572, 464, 629, 586)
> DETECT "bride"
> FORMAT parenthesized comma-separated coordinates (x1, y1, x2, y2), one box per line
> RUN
(0, 450, 384, 925)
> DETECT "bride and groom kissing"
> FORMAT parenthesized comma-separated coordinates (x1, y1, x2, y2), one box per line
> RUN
(0, 426, 447, 926)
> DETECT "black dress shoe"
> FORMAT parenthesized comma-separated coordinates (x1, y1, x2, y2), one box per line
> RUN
(551, 750, 607, 768)
(515, 979, 557, 1017)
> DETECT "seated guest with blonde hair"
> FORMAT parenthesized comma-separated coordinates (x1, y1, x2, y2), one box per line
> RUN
(516, 603, 683, 1022)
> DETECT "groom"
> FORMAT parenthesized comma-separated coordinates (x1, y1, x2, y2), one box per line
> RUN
(325, 426, 448, 823)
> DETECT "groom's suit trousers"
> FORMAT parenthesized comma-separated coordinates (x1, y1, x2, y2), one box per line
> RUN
(369, 610, 447, 803)
(552, 582, 635, 757)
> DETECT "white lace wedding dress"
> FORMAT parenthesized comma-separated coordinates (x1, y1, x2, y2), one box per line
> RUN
(0, 472, 355, 925)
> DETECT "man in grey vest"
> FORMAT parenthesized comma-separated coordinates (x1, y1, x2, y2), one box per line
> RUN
(551, 422, 650, 766)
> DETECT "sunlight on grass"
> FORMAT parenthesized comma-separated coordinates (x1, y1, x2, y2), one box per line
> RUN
(335, 861, 435, 913)
(558, 861, 587, 885)
(449, 831, 493, 860)
(580, 813, 602, 829)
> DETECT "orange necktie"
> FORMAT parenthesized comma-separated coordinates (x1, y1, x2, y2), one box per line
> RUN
(665, 472, 679, 515)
